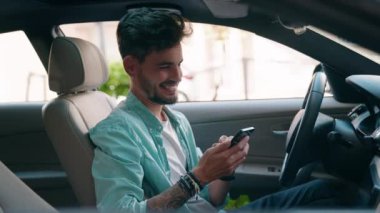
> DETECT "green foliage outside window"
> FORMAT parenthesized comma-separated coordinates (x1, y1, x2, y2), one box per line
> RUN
(99, 62, 131, 98)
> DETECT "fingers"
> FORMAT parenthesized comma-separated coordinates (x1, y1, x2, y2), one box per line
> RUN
(225, 136, 249, 168)
(243, 141, 249, 155)
(214, 135, 250, 157)
(199, 135, 250, 181)
(219, 135, 229, 142)
(210, 135, 231, 153)
(227, 145, 249, 171)
(236, 136, 249, 149)
(226, 136, 249, 154)
(227, 146, 248, 165)
(231, 155, 247, 171)
(210, 135, 228, 147)
(223, 154, 247, 176)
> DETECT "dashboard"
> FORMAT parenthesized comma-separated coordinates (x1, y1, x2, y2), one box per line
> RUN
(345, 75, 380, 206)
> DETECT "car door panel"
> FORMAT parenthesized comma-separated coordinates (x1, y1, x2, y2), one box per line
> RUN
(173, 97, 355, 199)
(0, 103, 78, 207)
(0, 97, 355, 205)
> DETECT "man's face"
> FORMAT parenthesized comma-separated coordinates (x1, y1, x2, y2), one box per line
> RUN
(133, 43, 183, 105)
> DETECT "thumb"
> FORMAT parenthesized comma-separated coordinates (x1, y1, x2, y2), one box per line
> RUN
(213, 135, 231, 152)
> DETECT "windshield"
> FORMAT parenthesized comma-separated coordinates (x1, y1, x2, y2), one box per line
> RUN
(308, 26, 380, 64)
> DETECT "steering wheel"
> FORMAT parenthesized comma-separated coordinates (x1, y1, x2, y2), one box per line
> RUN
(279, 65, 327, 187)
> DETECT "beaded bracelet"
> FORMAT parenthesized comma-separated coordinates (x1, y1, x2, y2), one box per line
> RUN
(179, 175, 195, 197)
(188, 171, 204, 190)
(178, 172, 203, 197)
(186, 173, 200, 195)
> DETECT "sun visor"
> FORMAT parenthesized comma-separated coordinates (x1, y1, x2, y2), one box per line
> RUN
(202, 0, 248, 18)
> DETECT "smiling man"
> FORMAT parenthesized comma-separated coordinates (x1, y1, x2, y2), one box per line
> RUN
(89, 7, 368, 213)
(90, 7, 248, 213)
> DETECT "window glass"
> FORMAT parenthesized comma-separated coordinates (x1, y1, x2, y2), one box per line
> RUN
(61, 22, 319, 102)
(0, 31, 56, 102)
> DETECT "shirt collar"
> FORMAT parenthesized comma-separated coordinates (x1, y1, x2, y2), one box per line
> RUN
(122, 92, 180, 132)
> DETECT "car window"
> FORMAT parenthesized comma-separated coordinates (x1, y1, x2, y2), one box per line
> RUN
(61, 22, 320, 102)
(0, 31, 56, 102)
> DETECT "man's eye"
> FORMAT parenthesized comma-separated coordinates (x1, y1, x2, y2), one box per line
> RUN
(159, 65, 170, 69)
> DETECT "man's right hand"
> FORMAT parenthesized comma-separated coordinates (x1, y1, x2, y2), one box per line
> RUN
(192, 135, 250, 186)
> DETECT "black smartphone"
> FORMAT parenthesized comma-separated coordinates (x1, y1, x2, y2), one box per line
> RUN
(230, 127, 255, 148)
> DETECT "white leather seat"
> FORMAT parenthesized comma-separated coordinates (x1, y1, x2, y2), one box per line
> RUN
(43, 37, 117, 206)
(0, 161, 57, 212)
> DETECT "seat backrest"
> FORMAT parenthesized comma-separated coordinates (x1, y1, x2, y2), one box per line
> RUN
(43, 37, 117, 206)
(0, 161, 57, 212)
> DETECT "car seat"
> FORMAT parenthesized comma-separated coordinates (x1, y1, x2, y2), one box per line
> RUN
(42, 37, 117, 206)
(0, 161, 57, 212)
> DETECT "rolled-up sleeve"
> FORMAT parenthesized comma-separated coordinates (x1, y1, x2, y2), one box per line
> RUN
(90, 123, 147, 213)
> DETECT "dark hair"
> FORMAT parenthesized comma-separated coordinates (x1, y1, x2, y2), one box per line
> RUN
(117, 7, 192, 62)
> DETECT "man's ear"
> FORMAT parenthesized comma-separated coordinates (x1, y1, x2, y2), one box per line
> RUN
(123, 55, 138, 77)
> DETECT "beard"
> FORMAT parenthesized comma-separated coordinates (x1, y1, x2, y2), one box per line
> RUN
(150, 92, 178, 105)
(138, 73, 178, 105)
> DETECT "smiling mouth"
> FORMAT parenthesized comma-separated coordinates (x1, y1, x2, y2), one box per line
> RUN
(160, 81, 179, 94)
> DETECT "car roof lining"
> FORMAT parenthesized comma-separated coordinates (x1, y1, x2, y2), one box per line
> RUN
(239, 0, 380, 54)
(201, 0, 249, 18)
(1, 0, 379, 52)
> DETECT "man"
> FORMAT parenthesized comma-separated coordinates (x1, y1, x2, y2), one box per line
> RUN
(90, 7, 367, 213)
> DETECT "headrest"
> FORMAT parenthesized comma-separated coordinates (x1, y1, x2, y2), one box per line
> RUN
(48, 37, 109, 94)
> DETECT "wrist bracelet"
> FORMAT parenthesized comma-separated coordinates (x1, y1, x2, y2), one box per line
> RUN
(188, 171, 204, 190)
(179, 172, 203, 197)
(179, 175, 195, 197)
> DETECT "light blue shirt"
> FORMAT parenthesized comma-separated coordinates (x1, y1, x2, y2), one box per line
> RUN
(90, 92, 211, 213)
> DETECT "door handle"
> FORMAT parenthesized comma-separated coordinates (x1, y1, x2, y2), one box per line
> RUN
(272, 130, 288, 136)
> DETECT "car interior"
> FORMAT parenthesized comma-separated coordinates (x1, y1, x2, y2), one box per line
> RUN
(0, 0, 379, 212)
